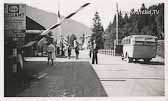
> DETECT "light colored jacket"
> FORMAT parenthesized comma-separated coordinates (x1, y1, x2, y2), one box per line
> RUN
(47, 44, 56, 59)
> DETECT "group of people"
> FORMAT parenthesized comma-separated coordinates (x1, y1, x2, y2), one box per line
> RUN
(46, 38, 99, 65)
(67, 43, 79, 59)
(47, 39, 80, 65)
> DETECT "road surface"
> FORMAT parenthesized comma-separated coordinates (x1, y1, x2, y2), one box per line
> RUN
(5, 50, 164, 96)
(91, 51, 164, 96)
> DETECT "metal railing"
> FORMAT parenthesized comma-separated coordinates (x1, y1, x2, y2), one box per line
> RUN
(98, 49, 115, 56)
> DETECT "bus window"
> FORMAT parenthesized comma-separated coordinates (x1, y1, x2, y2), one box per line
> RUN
(135, 41, 143, 45)
(145, 38, 156, 42)
(124, 39, 130, 44)
(144, 41, 156, 45)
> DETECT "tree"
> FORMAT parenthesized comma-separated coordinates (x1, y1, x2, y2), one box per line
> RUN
(104, 3, 164, 50)
(117, 3, 164, 39)
(91, 11, 104, 49)
(155, 3, 164, 39)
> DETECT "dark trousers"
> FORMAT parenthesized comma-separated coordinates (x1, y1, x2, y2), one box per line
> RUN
(68, 51, 71, 59)
(89, 50, 91, 58)
(75, 50, 79, 59)
(47, 58, 53, 65)
(76, 53, 79, 59)
(92, 52, 98, 64)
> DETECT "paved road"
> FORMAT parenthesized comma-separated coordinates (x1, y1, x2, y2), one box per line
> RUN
(16, 51, 107, 97)
(6, 50, 164, 97)
(91, 51, 164, 96)
(56, 49, 164, 96)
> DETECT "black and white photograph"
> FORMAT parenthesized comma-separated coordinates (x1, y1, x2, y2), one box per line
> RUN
(3, 0, 166, 98)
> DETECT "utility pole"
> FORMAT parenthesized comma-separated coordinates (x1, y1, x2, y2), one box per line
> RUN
(57, 4, 62, 40)
(116, 1, 118, 45)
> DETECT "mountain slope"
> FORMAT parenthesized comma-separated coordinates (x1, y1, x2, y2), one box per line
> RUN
(26, 6, 92, 39)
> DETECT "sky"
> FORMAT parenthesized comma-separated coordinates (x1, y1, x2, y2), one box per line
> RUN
(2, 0, 165, 29)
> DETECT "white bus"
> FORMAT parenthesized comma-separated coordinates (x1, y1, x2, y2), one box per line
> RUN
(122, 35, 157, 63)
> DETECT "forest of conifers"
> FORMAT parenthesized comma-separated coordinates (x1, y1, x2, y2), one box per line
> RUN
(104, 3, 164, 49)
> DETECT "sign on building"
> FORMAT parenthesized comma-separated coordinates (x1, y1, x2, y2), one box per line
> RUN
(4, 3, 26, 48)
(4, 4, 26, 30)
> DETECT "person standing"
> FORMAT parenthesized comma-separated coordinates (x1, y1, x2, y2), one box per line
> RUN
(74, 40, 79, 59)
(47, 40, 56, 65)
(75, 46, 79, 59)
(88, 41, 92, 58)
(92, 40, 98, 64)
(67, 44, 72, 59)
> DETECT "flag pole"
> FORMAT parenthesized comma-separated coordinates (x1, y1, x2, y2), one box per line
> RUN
(57, 4, 64, 56)
(57, 3, 62, 41)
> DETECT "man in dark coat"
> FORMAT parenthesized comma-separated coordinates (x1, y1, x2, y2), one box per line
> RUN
(67, 44, 72, 59)
(92, 40, 98, 64)
(75, 45, 79, 59)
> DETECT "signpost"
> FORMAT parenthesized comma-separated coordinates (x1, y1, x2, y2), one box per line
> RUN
(4, 4, 26, 73)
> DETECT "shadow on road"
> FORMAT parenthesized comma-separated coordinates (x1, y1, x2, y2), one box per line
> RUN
(133, 61, 164, 65)
(4, 61, 49, 97)
(5, 61, 107, 97)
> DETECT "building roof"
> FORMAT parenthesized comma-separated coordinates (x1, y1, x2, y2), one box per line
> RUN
(26, 16, 46, 30)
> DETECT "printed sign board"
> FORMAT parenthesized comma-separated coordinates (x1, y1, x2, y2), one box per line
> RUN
(4, 4, 26, 48)
(4, 4, 26, 30)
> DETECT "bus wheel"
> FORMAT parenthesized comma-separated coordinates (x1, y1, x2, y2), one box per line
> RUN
(129, 58, 133, 63)
(126, 54, 132, 63)
(135, 59, 138, 62)
(143, 58, 151, 63)
(121, 53, 124, 61)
